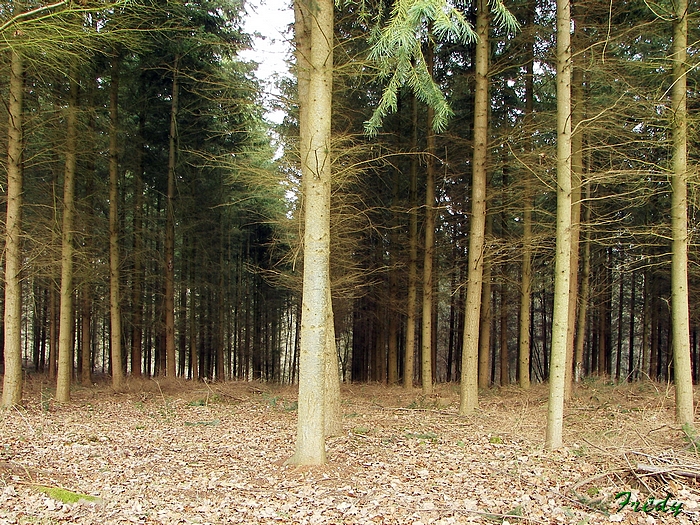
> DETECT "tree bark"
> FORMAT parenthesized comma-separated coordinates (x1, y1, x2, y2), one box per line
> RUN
(478, 217, 492, 389)
(422, 43, 437, 396)
(109, 54, 124, 390)
(545, 0, 573, 449)
(56, 61, 80, 403)
(2, 46, 25, 408)
(575, 182, 591, 381)
(387, 163, 400, 385)
(404, 96, 419, 390)
(165, 55, 179, 378)
(131, 111, 145, 379)
(564, 24, 584, 400)
(500, 279, 508, 386)
(628, 270, 637, 380)
(669, 0, 694, 428)
(519, 0, 535, 390)
(289, 0, 335, 465)
(459, 0, 488, 415)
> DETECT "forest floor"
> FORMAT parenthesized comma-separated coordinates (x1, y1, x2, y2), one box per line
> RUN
(1, 378, 699, 524)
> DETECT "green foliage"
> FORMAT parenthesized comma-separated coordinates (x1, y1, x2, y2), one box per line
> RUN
(262, 393, 280, 407)
(34, 486, 98, 504)
(364, 0, 518, 135)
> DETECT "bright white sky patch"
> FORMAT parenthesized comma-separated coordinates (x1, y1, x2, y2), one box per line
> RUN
(240, 0, 294, 123)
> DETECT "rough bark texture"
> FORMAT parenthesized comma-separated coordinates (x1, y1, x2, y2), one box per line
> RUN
(545, 0, 573, 450)
(670, 0, 694, 429)
(56, 63, 79, 403)
(289, 0, 335, 465)
(2, 47, 25, 408)
(459, 0, 488, 415)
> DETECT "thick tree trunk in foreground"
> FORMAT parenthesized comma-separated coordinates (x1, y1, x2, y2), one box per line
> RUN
(545, 0, 573, 449)
(2, 47, 25, 408)
(109, 55, 124, 390)
(56, 63, 80, 403)
(670, 0, 694, 429)
(459, 0, 488, 415)
(288, 0, 335, 465)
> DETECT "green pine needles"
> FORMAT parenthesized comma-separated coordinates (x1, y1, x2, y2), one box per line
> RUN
(364, 0, 518, 136)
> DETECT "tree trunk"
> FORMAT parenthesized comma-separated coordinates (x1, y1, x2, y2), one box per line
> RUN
(642, 269, 651, 378)
(615, 273, 625, 381)
(49, 284, 58, 380)
(575, 182, 591, 381)
(2, 46, 24, 408)
(545, 0, 573, 449)
(165, 56, 179, 378)
(387, 166, 400, 385)
(131, 112, 145, 379)
(404, 95, 419, 390)
(56, 62, 80, 403)
(109, 54, 124, 390)
(459, 0, 488, 415)
(519, 0, 535, 390)
(628, 270, 637, 380)
(324, 286, 342, 437)
(478, 217, 492, 389)
(500, 279, 508, 386)
(288, 0, 334, 465)
(669, 0, 694, 428)
(80, 67, 98, 387)
(422, 43, 437, 396)
(564, 27, 584, 400)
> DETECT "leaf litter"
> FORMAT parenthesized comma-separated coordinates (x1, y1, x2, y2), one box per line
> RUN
(1, 378, 698, 524)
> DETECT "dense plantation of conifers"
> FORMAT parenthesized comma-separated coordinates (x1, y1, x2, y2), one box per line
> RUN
(0, 1, 698, 412)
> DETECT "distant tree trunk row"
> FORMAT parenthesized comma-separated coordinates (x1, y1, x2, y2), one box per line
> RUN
(2, 0, 698, 419)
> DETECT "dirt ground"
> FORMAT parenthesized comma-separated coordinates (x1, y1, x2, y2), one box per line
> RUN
(1, 377, 699, 524)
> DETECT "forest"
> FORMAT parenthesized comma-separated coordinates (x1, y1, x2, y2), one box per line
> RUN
(1, 0, 700, 521)
(1, 0, 700, 452)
